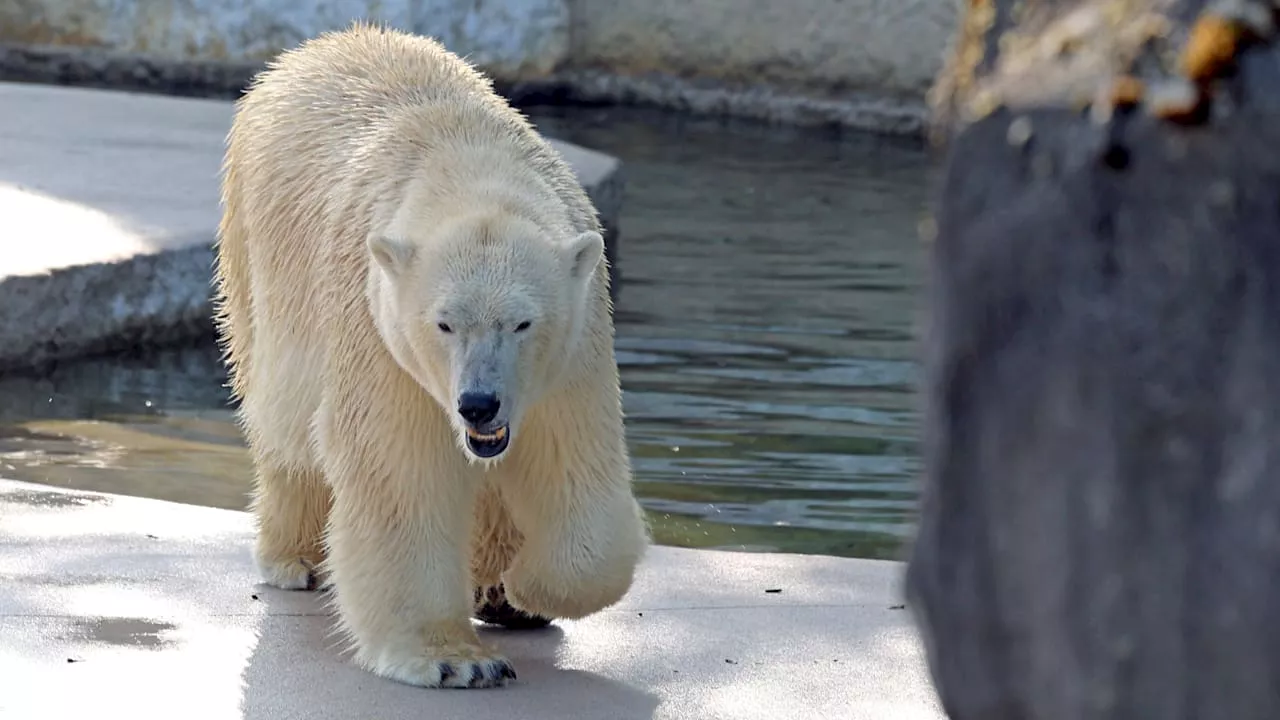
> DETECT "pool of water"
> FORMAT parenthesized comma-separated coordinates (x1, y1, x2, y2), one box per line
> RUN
(0, 107, 936, 561)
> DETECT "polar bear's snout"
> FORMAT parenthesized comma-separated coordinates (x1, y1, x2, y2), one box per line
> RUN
(457, 391, 511, 459)
(449, 332, 519, 459)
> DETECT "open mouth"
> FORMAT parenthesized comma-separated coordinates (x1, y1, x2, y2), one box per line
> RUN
(465, 424, 510, 458)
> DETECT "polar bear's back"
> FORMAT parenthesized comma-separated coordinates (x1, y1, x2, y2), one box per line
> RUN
(222, 22, 597, 260)
(244, 23, 501, 127)
(227, 23, 512, 203)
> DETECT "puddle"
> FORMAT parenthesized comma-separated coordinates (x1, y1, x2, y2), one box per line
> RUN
(62, 617, 177, 649)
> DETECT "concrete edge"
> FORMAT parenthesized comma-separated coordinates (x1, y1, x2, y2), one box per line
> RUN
(0, 137, 624, 375)
(549, 69, 929, 137)
(0, 42, 928, 136)
(0, 243, 217, 375)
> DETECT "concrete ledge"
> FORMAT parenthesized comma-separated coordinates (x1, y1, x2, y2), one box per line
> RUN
(0, 478, 943, 719)
(0, 81, 624, 374)
(0, 245, 216, 375)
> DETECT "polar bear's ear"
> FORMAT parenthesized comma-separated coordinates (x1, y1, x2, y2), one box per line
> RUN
(368, 236, 415, 276)
(565, 231, 604, 285)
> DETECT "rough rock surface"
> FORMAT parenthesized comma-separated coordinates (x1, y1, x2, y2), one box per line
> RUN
(908, 0, 1280, 717)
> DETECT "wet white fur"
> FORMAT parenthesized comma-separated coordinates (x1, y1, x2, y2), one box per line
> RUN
(213, 22, 649, 689)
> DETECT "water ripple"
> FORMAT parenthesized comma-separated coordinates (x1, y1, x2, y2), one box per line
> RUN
(0, 107, 935, 561)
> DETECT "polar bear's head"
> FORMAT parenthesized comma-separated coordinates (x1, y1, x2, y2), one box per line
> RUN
(366, 210, 605, 462)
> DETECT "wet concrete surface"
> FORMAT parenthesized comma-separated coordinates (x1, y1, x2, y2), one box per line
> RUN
(0, 478, 943, 720)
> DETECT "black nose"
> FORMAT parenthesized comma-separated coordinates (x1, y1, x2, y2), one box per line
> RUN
(457, 392, 500, 425)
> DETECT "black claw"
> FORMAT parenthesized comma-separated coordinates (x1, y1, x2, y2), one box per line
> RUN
(298, 559, 321, 591)
(439, 663, 456, 684)
(468, 664, 484, 686)
(501, 663, 517, 681)
(473, 585, 554, 630)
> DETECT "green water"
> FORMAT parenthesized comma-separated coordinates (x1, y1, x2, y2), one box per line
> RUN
(0, 107, 935, 561)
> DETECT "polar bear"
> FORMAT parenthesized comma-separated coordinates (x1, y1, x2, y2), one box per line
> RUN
(212, 23, 649, 689)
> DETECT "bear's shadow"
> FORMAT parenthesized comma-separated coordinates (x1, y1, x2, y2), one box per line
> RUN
(238, 586, 660, 719)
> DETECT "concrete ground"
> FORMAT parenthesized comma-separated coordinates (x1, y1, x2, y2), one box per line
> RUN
(0, 81, 623, 372)
(0, 479, 943, 719)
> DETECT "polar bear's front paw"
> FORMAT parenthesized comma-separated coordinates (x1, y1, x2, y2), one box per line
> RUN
(255, 554, 321, 591)
(372, 644, 517, 689)
(504, 561, 635, 620)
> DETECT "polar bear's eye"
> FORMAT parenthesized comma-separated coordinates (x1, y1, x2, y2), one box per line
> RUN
(437, 323, 453, 334)
(514, 321, 532, 333)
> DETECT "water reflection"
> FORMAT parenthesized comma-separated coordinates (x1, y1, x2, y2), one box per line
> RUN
(0, 107, 935, 561)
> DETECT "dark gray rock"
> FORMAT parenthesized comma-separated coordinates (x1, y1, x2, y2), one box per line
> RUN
(907, 1, 1280, 717)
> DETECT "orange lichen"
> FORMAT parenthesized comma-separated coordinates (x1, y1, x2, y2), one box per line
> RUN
(1180, 14, 1246, 82)
(1109, 74, 1146, 106)
(926, 0, 1274, 135)
(928, 0, 999, 142)
(954, 0, 1175, 126)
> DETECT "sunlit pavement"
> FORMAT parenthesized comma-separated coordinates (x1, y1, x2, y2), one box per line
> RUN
(0, 478, 942, 720)
(0, 81, 621, 282)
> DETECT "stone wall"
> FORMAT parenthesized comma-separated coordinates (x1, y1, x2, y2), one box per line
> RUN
(569, 0, 956, 104)
(0, 0, 571, 77)
(0, 0, 959, 134)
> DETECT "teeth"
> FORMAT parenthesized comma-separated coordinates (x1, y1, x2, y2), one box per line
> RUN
(466, 426, 508, 442)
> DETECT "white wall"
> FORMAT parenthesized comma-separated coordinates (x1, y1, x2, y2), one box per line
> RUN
(569, 0, 957, 100)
